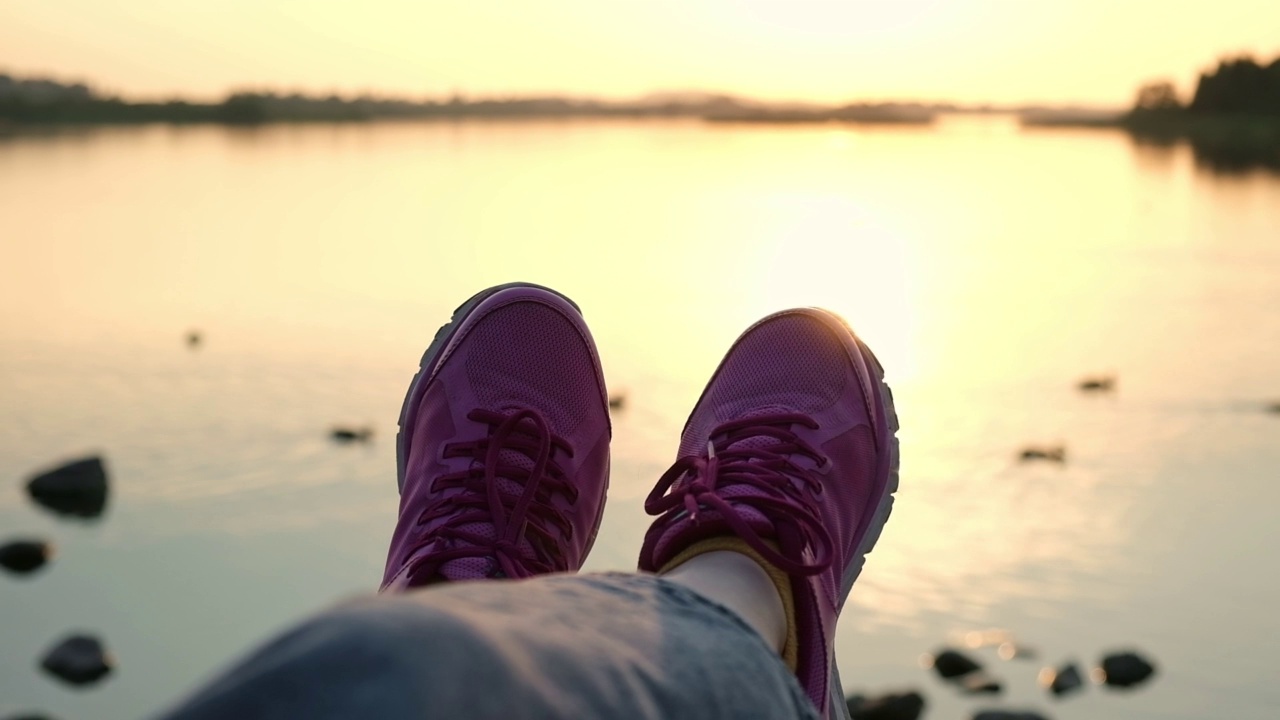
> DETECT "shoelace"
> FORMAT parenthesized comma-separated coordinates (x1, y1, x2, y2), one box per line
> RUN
(643, 413, 834, 576)
(409, 408, 577, 580)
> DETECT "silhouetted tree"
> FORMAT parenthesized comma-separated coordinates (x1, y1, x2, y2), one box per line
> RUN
(1135, 81, 1182, 111)
(1189, 56, 1280, 115)
(216, 93, 269, 124)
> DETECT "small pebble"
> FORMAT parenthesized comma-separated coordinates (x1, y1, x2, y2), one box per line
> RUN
(40, 634, 114, 686)
(1098, 651, 1157, 688)
(26, 457, 109, 519)
(1040, 662, 1084, 697)
(926, 649, 982, 679)
(846, 690, 926, 720)
(331, 427, 373, 443)
(0, 539, 55, 575)
(1077, 376, 1115, 392)
(1019, 446, 1066, 463)
(973, 710, 1050, 720)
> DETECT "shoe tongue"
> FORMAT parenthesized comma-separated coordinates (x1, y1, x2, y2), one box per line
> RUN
(720, 406, 818, 469)
(438, 417, 544, 580)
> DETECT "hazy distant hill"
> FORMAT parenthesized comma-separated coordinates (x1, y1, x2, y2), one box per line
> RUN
(0, 74, 93, 103)
(0, 72, 950, 126)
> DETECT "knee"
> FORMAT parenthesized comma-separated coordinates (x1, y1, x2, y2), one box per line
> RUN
(297, 596, 509, 684)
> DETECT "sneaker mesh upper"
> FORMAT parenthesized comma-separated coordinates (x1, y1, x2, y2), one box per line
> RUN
(680, 314, 849, 457)
(465, 303, 600, 436)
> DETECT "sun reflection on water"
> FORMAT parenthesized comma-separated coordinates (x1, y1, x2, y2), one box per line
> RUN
(3, 120, 1280, 719)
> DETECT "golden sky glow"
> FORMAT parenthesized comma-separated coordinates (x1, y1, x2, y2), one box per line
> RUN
(2, 0, 1278, 105)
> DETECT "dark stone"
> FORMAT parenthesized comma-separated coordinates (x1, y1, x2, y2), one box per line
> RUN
(930, 648, 982, 679)
(39, 634, 113, 686)
(1047, 662, 1084, 696)
(1099, 651, 1157, 688)
(846, 690, 926, 720)
(330, 427, 373, 443)
(608, 394, 626, 410)
(960, 671, 1003, 695)
(1265, 401, 1280, 414)
(1077, 376, 1115, 392)
(1019, 446, 1066, 463)
(186, 330, 202, 348)
(973, 711, 1050, 720)
(3, 714, 58, 720)
(0, 539, 54, 575)
(26, 457, 109, 519)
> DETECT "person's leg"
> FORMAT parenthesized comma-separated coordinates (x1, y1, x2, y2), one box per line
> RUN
(660, 550, 787, 652)
(639, 308, 901, 720)
(153, 573, 819, 720)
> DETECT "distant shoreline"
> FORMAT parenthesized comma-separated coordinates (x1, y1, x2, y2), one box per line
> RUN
(0, 97, 946, 127)
(0, 73, 955, 127)
(0, 72, 1078, 128)
(1020, 109, 1280, 170)
(5, 60, 1280, 171)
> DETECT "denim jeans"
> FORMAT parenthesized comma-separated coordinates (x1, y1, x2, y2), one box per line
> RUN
(152, 572, 821, 720)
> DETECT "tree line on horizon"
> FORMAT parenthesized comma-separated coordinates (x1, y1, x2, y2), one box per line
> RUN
(1134, 54, 1280, 116)
(1127, 54, 1280, 172)
(5, 53, 1280, 128)
(0, 73, 956, 126)
(0, 74, 764, 124)
(0, 74, 812, 124)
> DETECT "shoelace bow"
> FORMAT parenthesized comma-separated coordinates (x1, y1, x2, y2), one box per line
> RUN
(644, 413, 834, 576)
(411, 408, 577, 580)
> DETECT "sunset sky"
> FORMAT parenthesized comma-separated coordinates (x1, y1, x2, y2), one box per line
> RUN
(2, 0, 1277, 106)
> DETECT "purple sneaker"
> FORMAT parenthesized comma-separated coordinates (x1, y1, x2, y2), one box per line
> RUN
(639, 309, 900, 719)
(382, 283, 611, 590)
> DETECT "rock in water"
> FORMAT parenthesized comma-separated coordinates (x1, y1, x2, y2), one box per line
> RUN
(26, 457, 109, 519)
(1019, 446, 1066, 463)
(973, 711, 1050, 720)
(846, 690, 926, 720)
(1098, 651, 1156, 688)
(1041, 662, 1084, 697)
(40, 634, 114, 686)
(928, 648, 982, 679)
(1077, 376, 1115, 392)
(330, 427, 373, 443)
(3, 714, 59, 720)
(0, 540, 55, 575)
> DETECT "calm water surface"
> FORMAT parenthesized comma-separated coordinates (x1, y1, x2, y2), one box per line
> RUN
(2, 118, 1278, 719)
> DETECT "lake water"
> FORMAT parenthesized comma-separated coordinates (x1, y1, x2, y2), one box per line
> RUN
(2, 117, 1278, 720)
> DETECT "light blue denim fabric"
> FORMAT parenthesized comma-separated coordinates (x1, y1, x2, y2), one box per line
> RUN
(153, 572, 821, 720)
